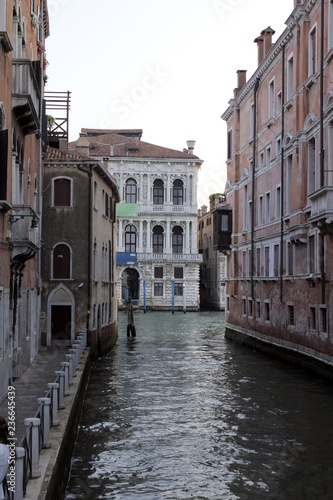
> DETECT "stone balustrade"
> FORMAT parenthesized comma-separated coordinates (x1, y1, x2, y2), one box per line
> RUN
(9, 330, 87, 500)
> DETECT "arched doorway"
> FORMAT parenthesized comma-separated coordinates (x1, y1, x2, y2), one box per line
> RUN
(122, 268, 139, 302)
(47, 284, 75, 345)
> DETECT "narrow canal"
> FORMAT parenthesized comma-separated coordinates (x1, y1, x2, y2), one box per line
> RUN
(65, 311, 333, 499)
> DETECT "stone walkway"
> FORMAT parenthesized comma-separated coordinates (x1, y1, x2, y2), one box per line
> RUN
(0, 345, 69, 445)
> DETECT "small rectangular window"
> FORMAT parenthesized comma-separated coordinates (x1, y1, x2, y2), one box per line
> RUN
(264, 302, 270, 322)
(154, 266, 163, 279)
(309, 26, 317, 76)
(319, 307, 327, 334)
(227, 129, 232, 159)
(265, 246, 270, 277)
(265, 192, 270, 224)
(287, 305, 295, 326)
(288, 242, 294, 275)
(154, 283, 163, 296)
(276, 185, 281, 219)
(269, 79, 275, 118)
(256, 300, 261, 319)
(309, 306, 316, 330)
(309, 235, 315, 273)
(287, 55, 294, 100)
(248, 299, 253, 317)
(174, 267, 183, 279)
(174, 283, 183, 296)
(256, 248, 261, 277)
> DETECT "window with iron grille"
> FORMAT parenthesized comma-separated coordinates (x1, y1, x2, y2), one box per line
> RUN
(287, 304, 295, 326)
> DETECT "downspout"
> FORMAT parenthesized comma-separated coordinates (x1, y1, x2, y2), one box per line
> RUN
(87, 165, 93, 334)
(251, 77, 260, 300)
(319, 0, 325, 305)
(280, 45, 285, 302)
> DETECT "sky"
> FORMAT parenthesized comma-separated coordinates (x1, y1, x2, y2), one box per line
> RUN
(45, 0, 293, 207)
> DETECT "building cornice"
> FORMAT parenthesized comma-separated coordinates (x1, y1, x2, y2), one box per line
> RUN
(221, 0, 318, 122)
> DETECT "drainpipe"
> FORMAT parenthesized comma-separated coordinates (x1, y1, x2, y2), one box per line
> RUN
(87, 165, 93, 333)
(250, 76, 260, 300)
(280, 45, 286, 302)
(319, 0, 325, 305)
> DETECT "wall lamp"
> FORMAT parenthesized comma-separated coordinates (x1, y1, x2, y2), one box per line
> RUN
(8, 212, 38, 228)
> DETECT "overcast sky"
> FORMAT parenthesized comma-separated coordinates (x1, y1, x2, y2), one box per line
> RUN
(45, 0, 293, 207)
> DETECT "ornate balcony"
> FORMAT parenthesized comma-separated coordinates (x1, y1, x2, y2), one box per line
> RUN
(8, 206, 39, 263)
(137, 252, 203, 263)
(308, 186, 333, 234)
(12, 58, 41, 135)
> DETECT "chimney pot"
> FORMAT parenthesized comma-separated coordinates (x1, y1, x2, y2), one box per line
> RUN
(237, 70, 247, 89)
(186, 140, 196, 153)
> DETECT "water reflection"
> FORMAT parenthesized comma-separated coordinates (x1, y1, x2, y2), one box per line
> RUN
(65, 311, 333, 499)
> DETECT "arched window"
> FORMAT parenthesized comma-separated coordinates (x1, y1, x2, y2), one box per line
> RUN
(53, 244, 71, 279)
(53, 177, 72, 207)
(125, 224, 136, 253)
(173, 179, 183, 205)
(153, 225, 164, 253)
(125, 178, 137, 203)
(172, 226, 183, 254)
(153, 179, 164, 205)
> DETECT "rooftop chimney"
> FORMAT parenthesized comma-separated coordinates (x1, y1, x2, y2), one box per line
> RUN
(254, 27, 275, 65)
(186, 140, 196, 153)
(75, 133, 90, 156)
(234, 69, 247, 96)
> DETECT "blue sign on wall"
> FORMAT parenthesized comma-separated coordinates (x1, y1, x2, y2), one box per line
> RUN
(116, 252, 137, 265)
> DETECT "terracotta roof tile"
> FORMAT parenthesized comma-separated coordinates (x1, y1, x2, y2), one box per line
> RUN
(43, 146, 91, 162)
(69, 131, 201, 161)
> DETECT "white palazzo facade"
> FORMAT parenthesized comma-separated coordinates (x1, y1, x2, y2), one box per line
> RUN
(80, 129, 203, 311)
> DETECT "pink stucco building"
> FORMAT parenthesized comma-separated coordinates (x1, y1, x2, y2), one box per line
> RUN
(222, 0, 333, 376)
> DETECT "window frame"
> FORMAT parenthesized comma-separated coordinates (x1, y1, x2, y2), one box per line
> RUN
(52, 177, 73, 207)
(125, 178, 137, 203)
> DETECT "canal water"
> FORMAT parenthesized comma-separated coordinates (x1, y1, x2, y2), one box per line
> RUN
(65, 311, 333, 499)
